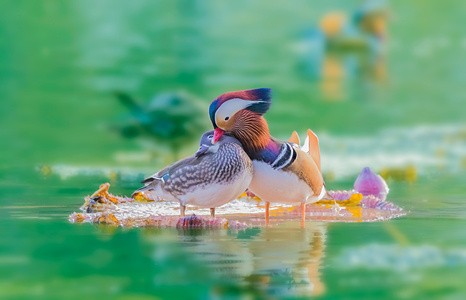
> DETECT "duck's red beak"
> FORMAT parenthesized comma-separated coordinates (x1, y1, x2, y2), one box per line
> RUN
(213, 128, 224, 144)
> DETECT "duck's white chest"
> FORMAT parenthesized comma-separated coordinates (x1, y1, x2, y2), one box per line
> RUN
(179, 170, 252, 208)
(249, 161, 314, 204)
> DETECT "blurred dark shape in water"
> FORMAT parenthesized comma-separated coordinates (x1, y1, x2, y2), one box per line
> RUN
(113, 91, 208, 160)
(295, 0, 389, 100)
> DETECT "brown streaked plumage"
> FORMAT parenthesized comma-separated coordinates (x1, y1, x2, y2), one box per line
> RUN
(231, 110, 270, 157)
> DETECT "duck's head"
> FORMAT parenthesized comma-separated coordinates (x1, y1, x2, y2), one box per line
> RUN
(195, 130, 216, 157)
(195, 129, 243, 157)
(208, 88, 272, 154)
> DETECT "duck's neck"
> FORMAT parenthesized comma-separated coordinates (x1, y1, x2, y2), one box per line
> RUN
(232, 112, 280, 162)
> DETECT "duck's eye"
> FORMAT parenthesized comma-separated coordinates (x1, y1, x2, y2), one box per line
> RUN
(207, 135, 213, 140)
(224, 116, 230, 121)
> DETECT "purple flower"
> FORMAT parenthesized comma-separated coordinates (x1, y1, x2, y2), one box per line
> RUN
(354, 167, 389, 201)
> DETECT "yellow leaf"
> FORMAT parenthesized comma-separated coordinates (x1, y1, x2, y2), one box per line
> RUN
(76, 213, 85, 223)
(314, 193, 363, 207)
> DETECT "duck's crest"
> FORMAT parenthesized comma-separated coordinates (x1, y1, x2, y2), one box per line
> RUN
(244, 88, 272, 115)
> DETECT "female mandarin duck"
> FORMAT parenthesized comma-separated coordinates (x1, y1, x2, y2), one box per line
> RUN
(208, 88, 331, 226)
(132, 130, 253, 218)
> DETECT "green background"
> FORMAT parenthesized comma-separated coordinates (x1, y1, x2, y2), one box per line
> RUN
(1, 0, 465, 299)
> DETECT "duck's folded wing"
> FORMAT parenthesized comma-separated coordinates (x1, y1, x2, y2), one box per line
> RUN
(133, 156, 201, 197)
(140, 155, 205, 184)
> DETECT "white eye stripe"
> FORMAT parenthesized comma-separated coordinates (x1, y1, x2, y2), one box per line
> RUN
(215, 98, 258, 123)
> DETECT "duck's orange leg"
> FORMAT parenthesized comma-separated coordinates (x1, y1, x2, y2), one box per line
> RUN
(301, 203, 306, 228)
(265, 201, 270, 227)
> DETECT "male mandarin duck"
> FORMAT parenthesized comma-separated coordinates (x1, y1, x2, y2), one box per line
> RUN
(132, 130, 253, 218)
(208, 88, 332, 226)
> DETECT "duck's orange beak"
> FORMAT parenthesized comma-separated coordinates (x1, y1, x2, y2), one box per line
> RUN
(213, 128, 224, 144)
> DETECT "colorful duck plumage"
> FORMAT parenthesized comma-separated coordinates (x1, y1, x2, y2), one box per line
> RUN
(208, 88, 331, 226)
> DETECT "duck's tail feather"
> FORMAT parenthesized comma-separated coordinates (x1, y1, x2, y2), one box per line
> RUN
(320, 190, 334, 201)
(319, 185, 334, 201)
(141, 176, 157, 184)
(131, 178, 163, 198)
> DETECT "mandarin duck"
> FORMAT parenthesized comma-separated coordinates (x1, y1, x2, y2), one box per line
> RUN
(132, 130, 253, 218)
(208, 88, 331, 226)
(321, 0, 389, 53)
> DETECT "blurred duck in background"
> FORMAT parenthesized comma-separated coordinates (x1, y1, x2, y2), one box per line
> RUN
(320, 0, 389, 53)
(114, 91, 208, 160)
(295, 0, 389, 100)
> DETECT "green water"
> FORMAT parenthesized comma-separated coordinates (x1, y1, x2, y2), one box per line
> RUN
(1, 1, 466, 299)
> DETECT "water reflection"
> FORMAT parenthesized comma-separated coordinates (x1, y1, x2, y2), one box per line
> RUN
(176, 222, 327, 297)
